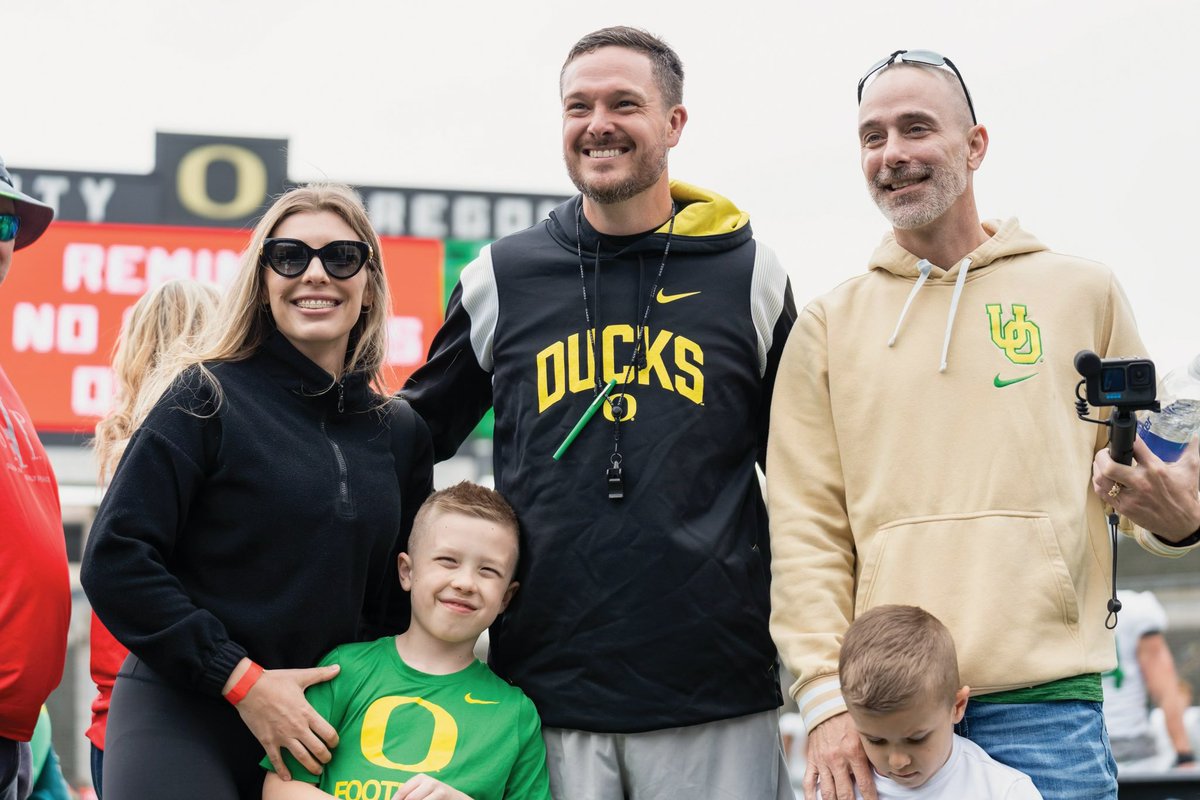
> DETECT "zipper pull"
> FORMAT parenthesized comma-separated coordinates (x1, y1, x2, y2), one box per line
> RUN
(337, 380, 345, 414)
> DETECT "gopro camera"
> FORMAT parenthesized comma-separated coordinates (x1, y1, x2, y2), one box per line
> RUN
(1074, 351, 1157, 410)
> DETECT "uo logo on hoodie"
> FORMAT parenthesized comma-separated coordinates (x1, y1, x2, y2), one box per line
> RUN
(986, 303, 1042, 365)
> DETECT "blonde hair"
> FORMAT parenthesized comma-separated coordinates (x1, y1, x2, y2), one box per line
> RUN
(839, 605, 961, 714)
(93, 279, 219, 482)
(141, 183, 392, 414)
(409, 481, 520, 558)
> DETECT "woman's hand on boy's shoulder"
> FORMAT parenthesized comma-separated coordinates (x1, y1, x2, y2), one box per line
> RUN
(234, 664, 341, 780)
(392, 774, 473, 800)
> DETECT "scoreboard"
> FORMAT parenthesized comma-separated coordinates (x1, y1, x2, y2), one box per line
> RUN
(4, 132, 566, 433)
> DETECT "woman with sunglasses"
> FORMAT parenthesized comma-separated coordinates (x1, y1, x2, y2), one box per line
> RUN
(81, 183, 433, 800)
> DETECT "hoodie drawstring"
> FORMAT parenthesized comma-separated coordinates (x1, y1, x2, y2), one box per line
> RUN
(886, 256, 974, 373)
(887, 259, 933, 347)
(939, 257, 972, 372)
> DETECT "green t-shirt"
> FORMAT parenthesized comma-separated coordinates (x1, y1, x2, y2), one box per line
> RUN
(971, 673, 1103, 704)
(264, 637, 551, 800)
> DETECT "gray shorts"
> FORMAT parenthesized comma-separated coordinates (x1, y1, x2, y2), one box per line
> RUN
(543, 709, 795, 800)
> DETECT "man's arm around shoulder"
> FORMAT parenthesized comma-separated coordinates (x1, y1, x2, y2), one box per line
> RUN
(402, 255, 497, 461)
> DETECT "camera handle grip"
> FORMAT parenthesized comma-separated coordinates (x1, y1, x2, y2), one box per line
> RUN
(1108, 408, 1138, 466)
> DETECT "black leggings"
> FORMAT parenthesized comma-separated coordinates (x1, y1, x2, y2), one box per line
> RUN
(103, 656, 265, 800)
(0, 738, 30, 800)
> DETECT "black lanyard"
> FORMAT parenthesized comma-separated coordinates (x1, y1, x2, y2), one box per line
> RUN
(575, 202, 676, 500)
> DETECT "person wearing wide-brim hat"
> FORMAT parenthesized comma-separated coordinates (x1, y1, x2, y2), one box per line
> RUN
(0, 158, 53, 246)
(0, 153, 70, 800)
(0, 156, 54, 286)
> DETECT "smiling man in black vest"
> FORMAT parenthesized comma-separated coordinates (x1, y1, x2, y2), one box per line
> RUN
(404, 25, 797, 799)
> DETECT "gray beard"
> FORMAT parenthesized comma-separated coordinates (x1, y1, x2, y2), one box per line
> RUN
(872, 162, 968, 230)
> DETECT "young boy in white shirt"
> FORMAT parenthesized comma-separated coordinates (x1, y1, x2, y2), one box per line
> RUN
(821, 605, 1042, 799)
(263, 482, 551, 800)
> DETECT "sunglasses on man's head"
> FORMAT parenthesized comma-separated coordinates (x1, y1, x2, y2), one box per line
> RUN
(259, 238, 372, 279)
(0, 213, 19, 243)
(857, 49, 977, 126)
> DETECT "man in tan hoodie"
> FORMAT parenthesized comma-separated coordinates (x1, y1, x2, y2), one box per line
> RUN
(767, 50, 1200, 800)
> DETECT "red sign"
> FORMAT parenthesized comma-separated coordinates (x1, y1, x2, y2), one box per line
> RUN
(0, 222, 444, 433)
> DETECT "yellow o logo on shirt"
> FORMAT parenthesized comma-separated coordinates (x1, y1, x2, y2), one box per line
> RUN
(601, 392, 638, 422)
(360, 696, 458, 772)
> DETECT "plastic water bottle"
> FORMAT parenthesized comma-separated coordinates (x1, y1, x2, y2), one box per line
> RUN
(1138, 354, 1200, 462)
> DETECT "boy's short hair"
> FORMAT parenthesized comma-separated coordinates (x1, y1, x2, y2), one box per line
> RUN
(839, 605, 960, 714)
(408, 481, 520, 557)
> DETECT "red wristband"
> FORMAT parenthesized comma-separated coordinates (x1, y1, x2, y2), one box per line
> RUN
(224, 661, 264, 706)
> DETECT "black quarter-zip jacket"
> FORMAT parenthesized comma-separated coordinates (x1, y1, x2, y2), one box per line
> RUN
(404, 183, 797, 732)
(82, 332, 433, 697)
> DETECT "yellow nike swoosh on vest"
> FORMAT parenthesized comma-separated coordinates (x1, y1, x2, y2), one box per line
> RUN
(656, 289, 701, 304)
(464, 693, 499, 705)
(993, 373, 1037, 388)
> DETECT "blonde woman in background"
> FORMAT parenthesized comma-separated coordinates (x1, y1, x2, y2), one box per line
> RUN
(93, 279, 220, 480)
(81, 184, 433, 799)
(86, 279, 219, 798)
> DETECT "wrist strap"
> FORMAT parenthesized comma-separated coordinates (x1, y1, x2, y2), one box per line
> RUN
(1177, 751, 1196, 766)
(1155, 524, 1200, 549)
(224, 661, 264, 706)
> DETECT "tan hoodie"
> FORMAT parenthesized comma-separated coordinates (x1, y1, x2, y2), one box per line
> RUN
(767, 218, 1196, 732)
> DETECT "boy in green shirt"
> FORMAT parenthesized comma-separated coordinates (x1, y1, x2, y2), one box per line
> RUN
(263, 482, 551, 800)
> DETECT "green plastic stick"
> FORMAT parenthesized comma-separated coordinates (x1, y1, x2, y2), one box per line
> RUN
(553, 378, 617, 460)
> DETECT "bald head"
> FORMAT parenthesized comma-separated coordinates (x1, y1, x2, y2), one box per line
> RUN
(860, 63, 976, 133)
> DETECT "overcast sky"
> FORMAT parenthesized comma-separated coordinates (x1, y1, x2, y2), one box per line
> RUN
(7, 0, 1197, 371)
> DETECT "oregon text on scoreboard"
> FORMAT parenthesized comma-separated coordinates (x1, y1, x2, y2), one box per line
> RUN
(4, 132, 567, 433)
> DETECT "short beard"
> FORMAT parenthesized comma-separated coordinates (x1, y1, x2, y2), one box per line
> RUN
(870, 161, 968, 230)
(566, 147, 669, 206)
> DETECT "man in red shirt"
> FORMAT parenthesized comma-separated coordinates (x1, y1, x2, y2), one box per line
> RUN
(0, 155, 69, 800)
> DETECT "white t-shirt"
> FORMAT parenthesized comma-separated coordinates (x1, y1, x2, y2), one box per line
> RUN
(818, 734, 1042, 799)
(1102, 589, 1168, 740)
